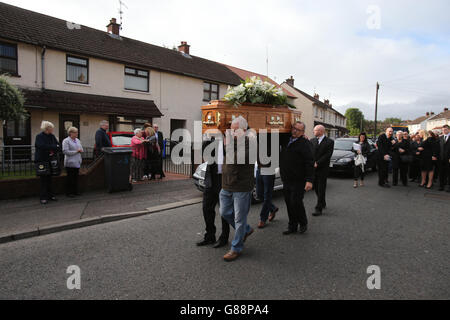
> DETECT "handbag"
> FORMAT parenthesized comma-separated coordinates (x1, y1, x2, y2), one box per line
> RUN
(400, 154, 413, 163)
(49, 154, 62, 176)
(35, 161, 50, 176)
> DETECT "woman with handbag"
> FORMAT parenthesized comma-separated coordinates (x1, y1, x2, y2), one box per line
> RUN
(352, 133, 370, 188)
(35, 121, 60, 204)
(392, 131, 410, 186)
(62, 127, 83, 197)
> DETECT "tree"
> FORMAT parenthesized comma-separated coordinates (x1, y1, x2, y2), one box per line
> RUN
(384, 117, 402, 125)
(0, 76, 27, 121)
(345, 108, 364, 134)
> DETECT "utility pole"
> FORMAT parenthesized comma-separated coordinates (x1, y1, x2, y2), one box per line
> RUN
(374, 82, 380, 138)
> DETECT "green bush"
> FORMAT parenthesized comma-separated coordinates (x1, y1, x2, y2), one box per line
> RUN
(0, 76, 27, 120)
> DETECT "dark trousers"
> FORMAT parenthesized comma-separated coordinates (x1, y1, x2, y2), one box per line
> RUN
(409, 159, 420, 180)
(393, 163, 408, 186)
(440, 159, 450, 188)
(40, 175, 53, 200)
(354, 165, 365, 181)
(313, 170, 328, 210)
(283, 182, 307, 230)
(256, 170, 276, 222)
(65, 167, 79, 195)
(202, 181, 230, 242)
(378, 159, 389, 185)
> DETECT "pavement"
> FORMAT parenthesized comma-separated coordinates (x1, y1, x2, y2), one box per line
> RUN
(0, 173, 202, 243)
(0, 171, 448, 299)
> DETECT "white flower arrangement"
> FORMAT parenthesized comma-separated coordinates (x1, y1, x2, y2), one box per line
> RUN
(223, 76, 294, 108)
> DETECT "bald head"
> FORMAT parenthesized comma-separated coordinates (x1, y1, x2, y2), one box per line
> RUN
(313, 125, 326, 138)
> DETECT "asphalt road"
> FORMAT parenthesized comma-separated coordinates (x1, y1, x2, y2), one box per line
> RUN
(0, 172, 448, 300)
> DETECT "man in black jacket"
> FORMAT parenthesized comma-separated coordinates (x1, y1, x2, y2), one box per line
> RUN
(438, 124, 450, 192)
(377, 127, 394, 188)
(280, 121, 314, 235)
(153, 124, 165, 178)
(310, 125, 334, 216)
(94, 120, 111, 157)
(197, 136, 230, 248)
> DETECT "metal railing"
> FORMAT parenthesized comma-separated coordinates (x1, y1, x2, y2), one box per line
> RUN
(162, 139, 194, 177)
(0, 145, 96, 179)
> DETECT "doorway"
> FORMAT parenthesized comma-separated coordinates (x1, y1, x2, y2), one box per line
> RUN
(3, 115, 31, 160)
(59, 114, 80, 142)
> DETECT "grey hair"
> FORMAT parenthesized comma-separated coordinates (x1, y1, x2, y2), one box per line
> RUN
(231, 116, 248, 130)
(40, 121, 54, 131)
(294, 121, 306, 131)
(67, 126, 78, 135)
(134, 128, 142, 135)
(99, 120, 109, 126)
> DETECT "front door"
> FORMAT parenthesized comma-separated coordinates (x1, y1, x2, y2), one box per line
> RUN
(3, 115, 31, 160)
(59, 114, 80, 142)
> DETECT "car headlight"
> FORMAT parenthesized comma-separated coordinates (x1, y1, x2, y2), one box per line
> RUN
(337, 157, 353, 164)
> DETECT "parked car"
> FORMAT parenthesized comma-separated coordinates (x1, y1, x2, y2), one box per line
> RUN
(329, 138, 377, 175)
(193, 162, 283, 203)
(108, 132, 134, 148)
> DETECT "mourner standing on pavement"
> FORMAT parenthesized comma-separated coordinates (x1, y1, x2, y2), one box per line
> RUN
(219, 116, 255, 262)
(197, 135, 230, 248)
(377, 127, 395, 188)
(153, 124, 166, 179)
(94, 120, 111, 157)
(280, 121, 314, 235)
(352, 132, 370, 188)
(438, 125, 450, 192)
(310, 125, 334, 216)
(62, 127, 83, 197)
(392, 130, 410, 187)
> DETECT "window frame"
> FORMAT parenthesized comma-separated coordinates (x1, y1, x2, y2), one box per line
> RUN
(124, 66, 150, 92)
(66, 54, 89, 84)
(203, 81, 219, 102)
(0, 41, 18, 76)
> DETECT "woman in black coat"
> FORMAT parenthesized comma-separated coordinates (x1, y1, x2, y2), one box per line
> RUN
(409, 134, 421, 182)
(417, 130, 434, 189)
(352, 132, 370, 188)
(392, 131, 410, 186)
(35, 121, 60, 204)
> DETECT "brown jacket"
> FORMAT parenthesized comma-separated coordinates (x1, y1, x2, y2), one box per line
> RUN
(222, 135, 255, 192)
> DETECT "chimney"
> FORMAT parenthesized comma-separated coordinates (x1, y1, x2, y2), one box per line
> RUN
(178, 41, 190, 55)
(314, 93, 319, 100)
(286, 76, 295, 87)
(445, 107, 449, 111)
(324, 99, 330, 105)
(107, 18, 120, 36)
(426, 112, 430, 116)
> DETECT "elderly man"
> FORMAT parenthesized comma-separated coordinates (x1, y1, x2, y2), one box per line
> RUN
(310, 125, 334, 216)
(94, 120, 111, 157)
(438, 124, 450, 192)
(220, 116, 255, 262)
(280, 121, 314, 234)
(377, 127, 395, 188)
(153, 124, 165, 179)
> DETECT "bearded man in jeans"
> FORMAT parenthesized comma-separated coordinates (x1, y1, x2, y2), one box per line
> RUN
(220, 116, 256, 262)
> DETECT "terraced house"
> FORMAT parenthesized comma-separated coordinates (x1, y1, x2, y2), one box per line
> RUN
(0, 2, 241, 148)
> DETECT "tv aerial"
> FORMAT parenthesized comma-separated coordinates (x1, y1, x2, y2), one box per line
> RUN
(118, 0, 128, 30)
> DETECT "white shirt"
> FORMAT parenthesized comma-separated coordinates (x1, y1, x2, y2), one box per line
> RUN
(444, 134, 449, 142)
(318, 135, 325, 144)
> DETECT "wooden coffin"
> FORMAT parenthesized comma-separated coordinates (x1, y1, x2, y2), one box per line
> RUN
(201, 100, 302, 134)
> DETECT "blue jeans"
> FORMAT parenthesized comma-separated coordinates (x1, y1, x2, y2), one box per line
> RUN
(219, 189, 252, 253)
(256, 169, 276, 222)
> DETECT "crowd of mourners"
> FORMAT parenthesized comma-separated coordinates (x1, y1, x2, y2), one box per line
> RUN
(34, 120, 165, 205)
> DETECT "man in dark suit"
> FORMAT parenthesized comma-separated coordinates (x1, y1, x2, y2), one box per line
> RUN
(310, 125, 334, 216)
(280, 121, 314, 235)
(153, 124, 165, 178)
(94, 120, 111, 157)
(197, 136, 230, 248)
(377, 127, 394, 188)
(438, 124, 450, 192)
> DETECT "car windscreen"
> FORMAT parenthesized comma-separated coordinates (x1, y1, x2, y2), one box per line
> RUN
(334, 140, 356, 151)
(112, 135, 133, 146)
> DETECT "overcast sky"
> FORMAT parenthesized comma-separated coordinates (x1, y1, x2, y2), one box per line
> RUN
(4, 0, 450, 120)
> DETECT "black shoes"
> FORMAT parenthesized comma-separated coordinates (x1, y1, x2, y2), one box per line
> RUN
(213, 239, 228, 249)
(312, 209, 323, 217)
(196, 239, 216, 246)
(379, 184, 391, 188)
(40, 200, 48, 205)
(299, 225, 308, 234)
(283, 229, 297, 235)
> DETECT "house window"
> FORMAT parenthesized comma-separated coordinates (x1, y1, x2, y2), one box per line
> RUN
(66, 55, 89, 84)
(203, 82, 219, 101)
(111, 116, 152, 132)
(0, 41, 18, 75)
(125, 67, 149, 92)
(314, 107, 318, 117)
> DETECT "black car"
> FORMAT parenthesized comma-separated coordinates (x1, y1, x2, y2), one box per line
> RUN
(329, 138, 377, 175)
